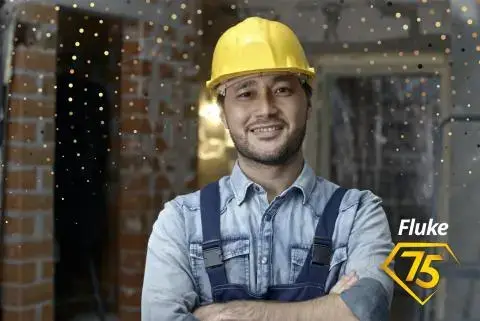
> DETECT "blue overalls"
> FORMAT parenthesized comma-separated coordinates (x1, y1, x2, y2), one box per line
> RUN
(199, 181, 348, 302)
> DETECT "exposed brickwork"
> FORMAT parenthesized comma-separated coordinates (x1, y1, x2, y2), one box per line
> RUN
(1, 3, 57, 321)
(1, 1, 202, 319)
(117, 0, 201, 317)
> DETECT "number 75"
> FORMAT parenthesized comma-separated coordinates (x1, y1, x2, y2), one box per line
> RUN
(401, 251, 443, 289)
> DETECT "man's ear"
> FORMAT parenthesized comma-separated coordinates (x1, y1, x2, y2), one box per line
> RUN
(220, 108, 228, 129)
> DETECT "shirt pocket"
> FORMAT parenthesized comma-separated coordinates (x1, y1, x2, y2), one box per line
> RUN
(222, 238, 250, 285)
(289, 245, 348, 284)
(189, 238, 250, 302)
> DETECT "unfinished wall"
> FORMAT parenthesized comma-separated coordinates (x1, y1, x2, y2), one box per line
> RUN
(1, 1, 202, 320)
(116, 1, 201, 320)
(1, 3, 57, 320)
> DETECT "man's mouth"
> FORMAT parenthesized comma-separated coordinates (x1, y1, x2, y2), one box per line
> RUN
(250, 125, 283, 133)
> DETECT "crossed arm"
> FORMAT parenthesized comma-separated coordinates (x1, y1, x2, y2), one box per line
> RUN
(142, 192, 394, 321)
(193, 272, 360, 321)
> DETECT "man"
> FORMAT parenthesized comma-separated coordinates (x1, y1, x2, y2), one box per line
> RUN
(142, 17, 394, 321)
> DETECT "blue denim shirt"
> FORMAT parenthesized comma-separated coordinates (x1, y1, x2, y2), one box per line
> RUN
(142, 162, 394, 321)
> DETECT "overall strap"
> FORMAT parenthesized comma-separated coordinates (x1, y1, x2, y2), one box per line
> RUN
(296, 187, 348, 283)
(200, 181, 228, 288)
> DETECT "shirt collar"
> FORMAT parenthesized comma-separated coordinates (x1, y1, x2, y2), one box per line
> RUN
(229, 160, 317, 205)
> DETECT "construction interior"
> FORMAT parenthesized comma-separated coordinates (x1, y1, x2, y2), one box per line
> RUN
(0, 0, 479, 321)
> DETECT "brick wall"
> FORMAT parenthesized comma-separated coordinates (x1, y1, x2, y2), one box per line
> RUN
(1, 3, 57, 321)
(1, 1, 202, 320)
(117, 1, 201, 319)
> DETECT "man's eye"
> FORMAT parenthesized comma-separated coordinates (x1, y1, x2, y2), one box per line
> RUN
(237, 91, 252, 98)
(275, 87, 293, 95)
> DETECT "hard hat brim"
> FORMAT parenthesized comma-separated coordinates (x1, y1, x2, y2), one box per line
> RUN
(206, 67, 316, 92)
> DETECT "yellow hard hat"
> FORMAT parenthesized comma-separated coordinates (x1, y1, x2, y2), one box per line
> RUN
(206, 17, 315, 92)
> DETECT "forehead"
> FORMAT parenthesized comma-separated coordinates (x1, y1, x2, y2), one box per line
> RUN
(223, 72, 301, 91)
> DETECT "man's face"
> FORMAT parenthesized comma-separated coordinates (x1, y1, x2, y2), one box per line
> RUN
(220, 73, 310, 166)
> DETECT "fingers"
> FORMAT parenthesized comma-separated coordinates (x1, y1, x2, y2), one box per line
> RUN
(330, 271, 359, 294)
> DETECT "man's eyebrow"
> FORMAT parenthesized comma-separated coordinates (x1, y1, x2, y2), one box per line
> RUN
(232, 79, 257, 91)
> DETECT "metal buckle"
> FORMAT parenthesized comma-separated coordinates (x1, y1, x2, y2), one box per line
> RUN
(203, 246, 223, 268)
(312, 237, 332, 266)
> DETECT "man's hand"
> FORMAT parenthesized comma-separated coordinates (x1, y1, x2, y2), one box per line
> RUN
(194, 303, 226, 321)
(193, 271, 359, 321)
(330, 271, 359, 294)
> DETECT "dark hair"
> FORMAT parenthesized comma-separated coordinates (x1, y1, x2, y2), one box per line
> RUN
(216, 80, 312, 108)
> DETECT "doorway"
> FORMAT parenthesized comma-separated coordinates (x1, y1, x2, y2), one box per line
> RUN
(54, 7, 121, 321)
(305, 53, 451, 321)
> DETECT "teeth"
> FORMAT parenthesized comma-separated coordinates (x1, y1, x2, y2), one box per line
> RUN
(253, 126, 281, 133)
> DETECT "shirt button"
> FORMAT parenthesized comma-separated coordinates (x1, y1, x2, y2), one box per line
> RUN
(261, 257, 268, 264)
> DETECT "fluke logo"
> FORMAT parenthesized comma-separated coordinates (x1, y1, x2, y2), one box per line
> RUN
(381, 242, 460, 305)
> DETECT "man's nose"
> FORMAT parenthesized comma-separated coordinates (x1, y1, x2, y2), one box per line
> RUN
(256, 91, 278, 116)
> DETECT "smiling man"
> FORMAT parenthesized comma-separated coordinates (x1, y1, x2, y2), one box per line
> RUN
(141, 17, 394, 321)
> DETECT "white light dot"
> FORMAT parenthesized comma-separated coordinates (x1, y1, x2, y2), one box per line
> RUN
(181, 3, 186, 9)
(72, 55, 77, 60)
(99, 19, 103, 24)
(90, 2, 95, 7)
(75, 41, 80, 47)
(68, 97, 73, 102)
(104, 51, 109, 56)
(79, 28, 84, 33)
(403, 24, 409, 30)
(99, 92, 104, 97)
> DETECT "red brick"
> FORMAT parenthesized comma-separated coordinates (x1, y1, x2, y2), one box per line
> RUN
(183, 34, 197, 45)
(122, 41, 140, 56)
(3, 216, 35, 236)
(43, 213, 53, 236)
(13, 47, 56, 72)
(171, 48, 189, 61)
(119, 270, 144, 288)
(2, 306, 37, 321)
(119, 194, 152, 211)
(121, 79, 138, 95)
(42, 76, 56, 96)
(120, 251, 145, 270)
(3, 281, 53, 306)
(156, 137, 167, 153)
(41, 260, 54, 279)
(123, 173, 149, 191)
(119, 155, 159, 171)
(118, 309, 141, 321)
(3, 262, 37, 284)
(119, 288, 141, 307)
(41, 121, 55, 142)
(9, 99, 55, 118)
(7, 145, 54, 166)
(184, 103, 198, 119)
(121, 59, 152, 76)
(10, 74, 38, 94)
(18, 3, 58, 25)
(40, 302, 53, 321)
(158, 101, 175, 115)
(5, 169, 37, 190)
(155, 175, 170, 189)
(122, 98, 149, 115)
(4, 194, 53, 211)
(7, 122, 36, 143)
(120, 118, 152, 134)
(159, 64, 174, 78)
(42, 169, 53, 190)
(119, 235, 148, 252)
(4, 240, 53, 260)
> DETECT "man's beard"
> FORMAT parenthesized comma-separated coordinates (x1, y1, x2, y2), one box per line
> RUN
(228, 121, 307, 166)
